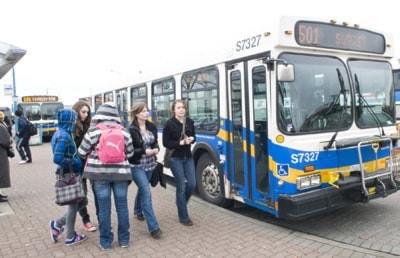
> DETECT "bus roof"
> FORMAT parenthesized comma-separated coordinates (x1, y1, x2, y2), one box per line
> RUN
(0, 41, 26, 79)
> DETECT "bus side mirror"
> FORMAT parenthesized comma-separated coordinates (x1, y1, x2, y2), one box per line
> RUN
(277, 63, 295, 82)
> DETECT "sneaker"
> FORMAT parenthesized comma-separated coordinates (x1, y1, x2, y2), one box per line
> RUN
(49, 220, 64, 243)
(100, 245, 111, 251)
(120, 244, 129, 248)
(64, 232, 87, 246)
(26, 159, 32, 163)
(135, 213, 145, 221)
(180, 219, 193, 226)
(150, 228, 163, 239)
(83, 222, 97, 232)
(18, 160, 27, 165)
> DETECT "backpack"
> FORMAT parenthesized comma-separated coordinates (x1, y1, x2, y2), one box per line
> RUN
(95, 123, 125, 163)
(27, 120, 38, 136)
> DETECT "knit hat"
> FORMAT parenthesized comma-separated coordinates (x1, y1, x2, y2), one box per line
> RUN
(91, 102, 121, 126)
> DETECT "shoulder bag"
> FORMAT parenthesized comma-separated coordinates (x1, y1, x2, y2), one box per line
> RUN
(150, 161, 166, 188)
(54, 163, 85, 206)
(0, 143, 14, 158)
(7, 145, 15, 158)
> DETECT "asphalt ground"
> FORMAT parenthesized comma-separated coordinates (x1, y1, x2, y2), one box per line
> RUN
(0, 143, 396, 257)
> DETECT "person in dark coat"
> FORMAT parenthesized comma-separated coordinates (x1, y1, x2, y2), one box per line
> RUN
(128, 102, 162, 239)
(162, 99, 196, 226)
(0, 111, 12, 202)
(72, 100, 97, 232)
(4, 115, 12, 136)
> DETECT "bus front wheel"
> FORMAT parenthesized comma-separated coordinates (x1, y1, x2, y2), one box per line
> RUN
(196, 153, 232, 208)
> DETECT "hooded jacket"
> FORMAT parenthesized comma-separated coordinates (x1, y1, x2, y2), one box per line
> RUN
(51, 109, 82, 172)
(78, 103, 134, 181)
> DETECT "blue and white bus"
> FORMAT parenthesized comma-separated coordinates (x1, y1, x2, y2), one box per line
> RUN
(82, 16, 400, 220)
(17, 95, 64, 141)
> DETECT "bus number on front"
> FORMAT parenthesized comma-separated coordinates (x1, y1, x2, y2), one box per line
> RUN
(298, 24, 320, 45)
(236, 34, 261, 52)
(291, 152, 319, 164)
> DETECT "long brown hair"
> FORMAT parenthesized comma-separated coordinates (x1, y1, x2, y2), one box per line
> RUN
(171, 99, 188, 114)
(130, 102, 147, 127)
(72, 100, 92, 137)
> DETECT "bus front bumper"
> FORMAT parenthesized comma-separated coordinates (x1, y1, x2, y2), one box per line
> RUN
(278, 178, 399, 221)
(278, 185, 354, 221)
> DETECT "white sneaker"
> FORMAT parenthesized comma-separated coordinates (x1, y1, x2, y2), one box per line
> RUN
(18, 160, 27, 164)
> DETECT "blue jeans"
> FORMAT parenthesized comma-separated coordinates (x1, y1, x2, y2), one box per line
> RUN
(92, 180, 130, 248)
(169, 157, 196, 222)
(131, 167, 160, 232)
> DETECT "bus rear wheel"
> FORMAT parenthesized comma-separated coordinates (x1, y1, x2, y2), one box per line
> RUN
(196, 153, 232, 208)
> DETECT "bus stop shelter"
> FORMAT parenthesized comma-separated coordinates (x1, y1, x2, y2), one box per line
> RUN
(0, 41, 26, 80)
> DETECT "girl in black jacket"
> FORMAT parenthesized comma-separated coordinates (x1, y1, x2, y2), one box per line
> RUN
(128, 102, 162, 239)
(162, 99, 196, 226)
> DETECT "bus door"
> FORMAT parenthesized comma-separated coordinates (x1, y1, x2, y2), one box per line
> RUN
(227, 58, 270, 203)
(116, 89, 128, 127)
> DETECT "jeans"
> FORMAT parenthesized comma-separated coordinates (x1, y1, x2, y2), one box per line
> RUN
(92, 180, 130, 248)
(131, 166, 160, 232)
(56, 198, 88, 239)
(169, 157, 196, 222)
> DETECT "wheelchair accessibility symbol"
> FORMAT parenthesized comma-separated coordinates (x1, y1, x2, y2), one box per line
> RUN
(277, 164, 289, 176)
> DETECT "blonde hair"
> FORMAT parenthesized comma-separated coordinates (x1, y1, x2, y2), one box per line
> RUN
(0, 111, 4, 122)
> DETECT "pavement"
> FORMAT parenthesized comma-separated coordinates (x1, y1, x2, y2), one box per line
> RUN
(0, 143, 396, 258)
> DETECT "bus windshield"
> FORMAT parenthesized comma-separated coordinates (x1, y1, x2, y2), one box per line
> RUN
(348, 60, 395, 128)
(277, 53, 352, 133)
(277, 54, 395, 134)
(18, 102, 63, 121)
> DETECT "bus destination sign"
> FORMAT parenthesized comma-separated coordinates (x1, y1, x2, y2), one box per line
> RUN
(21, 95, 59, 102)
(294, 21, 386, 54)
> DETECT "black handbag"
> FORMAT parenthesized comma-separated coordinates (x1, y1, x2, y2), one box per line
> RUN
(54, 164, 85, 206)
(150, 162, 166, 188)
(1, 143, 14, 158)
(7, 146, 15, 158)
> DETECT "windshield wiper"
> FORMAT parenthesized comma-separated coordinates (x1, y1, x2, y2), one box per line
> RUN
(354, 73, 385, 136)
(325, 68, 348, 150)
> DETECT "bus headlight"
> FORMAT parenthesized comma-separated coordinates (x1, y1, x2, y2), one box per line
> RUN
(390, 148, 400, 177)
(296, 174, 321, 190)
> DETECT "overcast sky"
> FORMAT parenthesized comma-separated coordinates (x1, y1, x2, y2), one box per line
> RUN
(1, 0, 399, 107)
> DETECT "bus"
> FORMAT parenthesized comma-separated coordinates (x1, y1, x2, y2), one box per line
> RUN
(82, 16, 400, 220)
(393, 69, 400, 120)
(17, 95, 64, 141)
